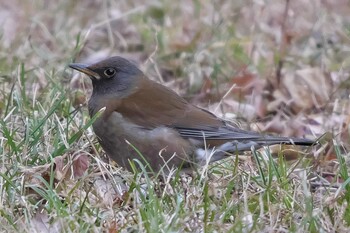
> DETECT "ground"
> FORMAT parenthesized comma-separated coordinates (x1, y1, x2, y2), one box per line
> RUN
(0, 0, 350, 232)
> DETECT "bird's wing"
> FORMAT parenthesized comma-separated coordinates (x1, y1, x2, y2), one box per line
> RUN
(116, 78, 225, 129)
(176, 125, 314, 145)
(115, 78, 313, 146)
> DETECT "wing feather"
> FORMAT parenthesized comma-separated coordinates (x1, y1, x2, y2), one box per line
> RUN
(115, 78, 314, 146)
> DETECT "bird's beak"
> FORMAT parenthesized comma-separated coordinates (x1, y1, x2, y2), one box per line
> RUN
(69, 63, 100, 79)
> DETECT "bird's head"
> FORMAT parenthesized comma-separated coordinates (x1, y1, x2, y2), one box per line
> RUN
(69, 56, 143, 99)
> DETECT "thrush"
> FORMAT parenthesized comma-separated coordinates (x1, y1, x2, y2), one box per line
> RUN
(69, 56, 315, 172)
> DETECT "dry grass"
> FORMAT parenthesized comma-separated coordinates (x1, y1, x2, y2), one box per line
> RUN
(1, 0, 350, 232)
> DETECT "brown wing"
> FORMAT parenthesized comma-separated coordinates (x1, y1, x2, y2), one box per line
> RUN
(115, 78, 225, 129)
(113, 78, 314, 147)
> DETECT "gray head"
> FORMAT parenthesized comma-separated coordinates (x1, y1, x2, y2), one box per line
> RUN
(69, 56, 144, 99)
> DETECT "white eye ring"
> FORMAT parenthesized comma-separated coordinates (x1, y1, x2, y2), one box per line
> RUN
(104, 68, 116, 78)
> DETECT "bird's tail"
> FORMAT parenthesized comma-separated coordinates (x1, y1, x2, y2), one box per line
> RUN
(207, 136, 315, 163)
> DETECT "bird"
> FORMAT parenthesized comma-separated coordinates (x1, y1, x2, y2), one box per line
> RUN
(69, 56, 315, 173)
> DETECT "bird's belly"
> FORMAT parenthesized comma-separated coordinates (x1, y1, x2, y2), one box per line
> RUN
(92, 112, 195, 172)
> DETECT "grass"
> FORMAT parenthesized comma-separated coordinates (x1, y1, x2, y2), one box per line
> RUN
(1, 0, 350, 232)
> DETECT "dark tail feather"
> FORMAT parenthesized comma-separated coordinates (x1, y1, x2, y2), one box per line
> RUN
(262, 136, 315, 147)
(207, 136, 316, 163)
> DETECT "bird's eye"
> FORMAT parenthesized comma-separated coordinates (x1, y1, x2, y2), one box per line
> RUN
(104, 68, 116, 78)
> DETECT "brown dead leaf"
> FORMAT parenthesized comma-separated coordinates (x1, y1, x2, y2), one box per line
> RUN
(22, 155, 66, 181)
(229, 69, 267, 118)
(21, 163, 52, 197)
(200, 77, 213, 95)
(72, 90, 87, 108)
(252, 114, 310, 138)
(21, 154, 76, 197)
(295, 68, 332, 106)
(54, 155, 68, 181)
(28, 210, 61, 233)
(170, 30, 202, 51)
(269, 68, 332, 113)
(72, 153, 90, 178)
(253, 95, 268, 118)
(106, 219, 119, 233)
(208, 98, 256, 122)
(93, 175, 128, 208)
(267, 144, 310, 160)
(231, 70, 264, 97)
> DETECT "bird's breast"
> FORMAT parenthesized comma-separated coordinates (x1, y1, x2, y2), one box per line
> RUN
(93, 111, 179, 141)
(92, 111, 196, 171)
